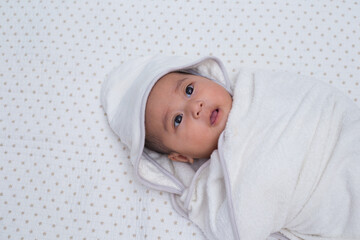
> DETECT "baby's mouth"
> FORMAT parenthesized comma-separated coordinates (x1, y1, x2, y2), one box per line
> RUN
(210, 109, 219, 125)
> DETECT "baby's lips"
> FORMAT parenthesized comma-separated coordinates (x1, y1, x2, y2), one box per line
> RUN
(210, 109, 219, 125)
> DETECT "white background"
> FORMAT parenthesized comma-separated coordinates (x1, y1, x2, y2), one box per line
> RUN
(1, 0, 359, 239)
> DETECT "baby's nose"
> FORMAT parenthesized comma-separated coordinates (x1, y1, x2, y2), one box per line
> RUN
(191, 101, 204, 118)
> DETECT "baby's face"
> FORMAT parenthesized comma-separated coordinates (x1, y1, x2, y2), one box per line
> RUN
(145, 72, 232, 160)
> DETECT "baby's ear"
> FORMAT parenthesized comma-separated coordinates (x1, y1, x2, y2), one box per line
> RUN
(168, 152, 194, 164)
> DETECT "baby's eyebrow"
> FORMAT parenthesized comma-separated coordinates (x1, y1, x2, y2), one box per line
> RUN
(174, 77, 188, 94)
(163, 108, 169, 132)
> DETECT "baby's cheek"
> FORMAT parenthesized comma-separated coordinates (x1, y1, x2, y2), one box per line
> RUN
(195, 127, 214, 142)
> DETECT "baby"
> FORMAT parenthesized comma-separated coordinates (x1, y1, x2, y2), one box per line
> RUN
(144, 71, 232, 164)
(101, 55, 360, 240)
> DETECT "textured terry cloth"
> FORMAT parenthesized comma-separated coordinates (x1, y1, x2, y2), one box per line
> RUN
(176, 69, 360, 240)
(101, 55, 360, 240)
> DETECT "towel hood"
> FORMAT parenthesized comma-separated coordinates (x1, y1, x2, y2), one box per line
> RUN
(101, 55, 232, 194)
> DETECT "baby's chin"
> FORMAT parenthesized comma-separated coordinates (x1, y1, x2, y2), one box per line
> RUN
(197, 143, 219, 159)
(199, 125, 226, 158)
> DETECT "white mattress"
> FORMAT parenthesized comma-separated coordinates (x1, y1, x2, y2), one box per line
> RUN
(0, 0, 359, 239)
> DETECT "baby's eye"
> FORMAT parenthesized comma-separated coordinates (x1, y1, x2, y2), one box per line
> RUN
(185, 84, 194, 97)
(174, 114, 183, 128)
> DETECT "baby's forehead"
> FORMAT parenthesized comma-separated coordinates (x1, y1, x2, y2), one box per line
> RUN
(146, 72, 194, 118)
(151, 72, 192, 90)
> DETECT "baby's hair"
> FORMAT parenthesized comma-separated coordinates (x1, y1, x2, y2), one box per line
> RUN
(145, 133, 171, 155)
(175, 69, 200, 76)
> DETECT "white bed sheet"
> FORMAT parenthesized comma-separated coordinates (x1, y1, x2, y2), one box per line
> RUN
(0, 0, 359, 239)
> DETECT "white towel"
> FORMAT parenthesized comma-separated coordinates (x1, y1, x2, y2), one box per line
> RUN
(101, 55, 360, 239)
(176, 69, 360, 240)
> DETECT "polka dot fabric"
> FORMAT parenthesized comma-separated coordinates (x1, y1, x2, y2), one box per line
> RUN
(0, 0, 359, 239)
